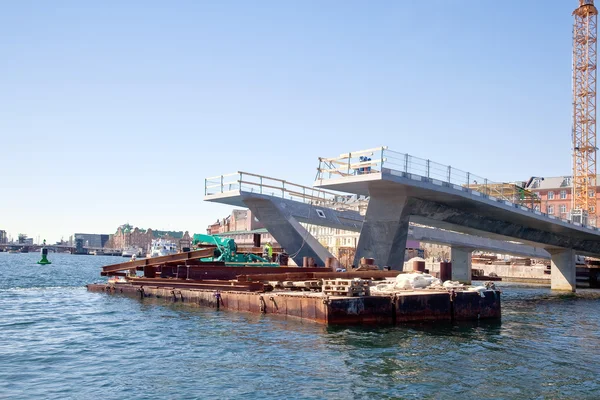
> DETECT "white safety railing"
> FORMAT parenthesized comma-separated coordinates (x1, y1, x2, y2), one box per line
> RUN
(205, 171, 365, 212)
(317, 147, 599, 231)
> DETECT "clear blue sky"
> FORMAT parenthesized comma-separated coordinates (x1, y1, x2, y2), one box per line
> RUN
(0, 0, 576, 243)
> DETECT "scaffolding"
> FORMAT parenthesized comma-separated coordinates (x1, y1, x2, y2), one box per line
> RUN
(466, 183, 541, 209)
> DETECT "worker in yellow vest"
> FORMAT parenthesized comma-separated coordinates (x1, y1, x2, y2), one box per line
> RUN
(263, 242, 273, 261)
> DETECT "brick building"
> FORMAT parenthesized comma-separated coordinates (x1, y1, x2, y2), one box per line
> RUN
(106, 224, 191, 251)
(206, 210, 264, 235)
(525, 176, 599, 226)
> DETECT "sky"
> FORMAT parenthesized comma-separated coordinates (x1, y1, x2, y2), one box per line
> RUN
(0, 0, 578, 243)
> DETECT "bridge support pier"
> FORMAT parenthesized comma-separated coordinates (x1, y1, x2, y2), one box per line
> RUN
(354, 190, 411, 270)
(450, 247, 472, 284)
(243, 197, 334, 267)
(548, 248, 576, 292)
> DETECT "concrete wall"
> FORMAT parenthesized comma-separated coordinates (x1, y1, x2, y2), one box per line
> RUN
(476, 264, 549, 279)
(416, 262, 550, 281)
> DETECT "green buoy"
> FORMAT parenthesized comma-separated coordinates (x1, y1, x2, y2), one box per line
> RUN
(37, 239, 52, 265)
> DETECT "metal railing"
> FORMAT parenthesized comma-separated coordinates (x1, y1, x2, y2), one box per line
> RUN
(316, 146, 600, 231)
(205, 171, 366, 212)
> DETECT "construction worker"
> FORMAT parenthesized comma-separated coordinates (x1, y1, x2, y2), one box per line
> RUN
(263, 242, 273, 261)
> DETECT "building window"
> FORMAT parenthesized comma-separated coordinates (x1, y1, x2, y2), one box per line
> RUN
(560, 204, 567, 214)
(548, 205, 554, 214)
(534, 192, 540, 199)
(548, 191, 555, 200)
(534, 205, 540, 211)
(591, 206, 596, 213)
(590, 190, 595, 198)
(560, 190, 567, 199)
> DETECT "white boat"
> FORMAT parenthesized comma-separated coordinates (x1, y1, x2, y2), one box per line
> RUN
(122, 246, 141, 258)
(148, 239, 178, 258)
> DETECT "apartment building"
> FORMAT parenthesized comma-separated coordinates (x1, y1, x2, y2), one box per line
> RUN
(526, 176, 599, 225)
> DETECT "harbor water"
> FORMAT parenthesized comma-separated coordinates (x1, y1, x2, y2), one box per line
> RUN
(1, 253, 600, 399)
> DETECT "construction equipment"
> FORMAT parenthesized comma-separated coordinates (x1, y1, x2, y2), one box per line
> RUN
(192, 233, 279, 266)
(572, 0, 598, 225)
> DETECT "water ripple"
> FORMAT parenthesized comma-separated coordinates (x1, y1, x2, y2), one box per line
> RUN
(1, 253, 600, 399)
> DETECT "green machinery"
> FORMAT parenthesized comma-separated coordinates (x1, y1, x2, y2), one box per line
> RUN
(192, 234, 279, 267)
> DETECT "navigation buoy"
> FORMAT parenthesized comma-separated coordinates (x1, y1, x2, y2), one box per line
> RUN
(37, 239, 52, 265)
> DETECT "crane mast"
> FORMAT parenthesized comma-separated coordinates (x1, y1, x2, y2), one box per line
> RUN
(572, 0, 598, 225)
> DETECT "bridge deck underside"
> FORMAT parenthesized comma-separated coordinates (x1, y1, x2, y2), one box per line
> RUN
(315, 172, 600, 256)
(205, 190, 552, 259)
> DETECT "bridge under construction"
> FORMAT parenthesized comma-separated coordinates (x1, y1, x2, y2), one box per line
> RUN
(206, 146, 600, 292)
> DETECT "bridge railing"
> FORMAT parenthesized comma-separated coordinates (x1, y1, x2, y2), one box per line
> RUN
(205, 171, 363, 212)
(317, 147, 599, 231)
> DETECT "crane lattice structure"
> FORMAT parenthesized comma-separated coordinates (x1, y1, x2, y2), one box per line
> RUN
(573, 0, 598, 224)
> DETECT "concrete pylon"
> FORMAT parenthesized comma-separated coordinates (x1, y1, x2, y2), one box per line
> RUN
(547, 248, 576, 292)
(450, 247, 473, 284)
(354, 189, 411, 269)
(243, 197, 334, 267)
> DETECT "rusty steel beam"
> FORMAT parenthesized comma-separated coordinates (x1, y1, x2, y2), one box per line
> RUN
(131, 260, 227, 272)
(236, 270, 402, 282)
(127, 277, 265, 292)
(101, 248, 216, 273)
(162, 266, 326, 281)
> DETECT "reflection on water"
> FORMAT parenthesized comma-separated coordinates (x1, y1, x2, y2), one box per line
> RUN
(1, 253, 599, 399)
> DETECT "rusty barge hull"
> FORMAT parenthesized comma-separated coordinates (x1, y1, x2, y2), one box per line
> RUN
(86, 283, 501, 325)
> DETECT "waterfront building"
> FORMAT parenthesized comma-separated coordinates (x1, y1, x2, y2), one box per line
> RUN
(73, 233, 110, 248)
(525, 176, 600, 226)
(18, 234, 33, 245)
(106, 224, 191, 252)
(206, 210, 264, 235)
(207, 210, 277, 246)
(0, 230, 6, 244)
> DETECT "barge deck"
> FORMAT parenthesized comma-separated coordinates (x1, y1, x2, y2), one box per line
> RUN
(87, 248, 501, 325)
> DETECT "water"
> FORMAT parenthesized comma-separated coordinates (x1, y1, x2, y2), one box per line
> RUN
(1, 253, 600, 399)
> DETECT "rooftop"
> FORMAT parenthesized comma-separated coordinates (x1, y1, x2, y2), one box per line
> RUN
(524, 176, 600, 191)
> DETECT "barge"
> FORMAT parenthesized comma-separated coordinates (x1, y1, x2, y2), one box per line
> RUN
(87, 247, 501, 326)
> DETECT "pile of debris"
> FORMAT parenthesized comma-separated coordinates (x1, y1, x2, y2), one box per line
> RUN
(369, 272, 498, 297)
(322, 278, 371, 296)
(370, 273, 442, 294)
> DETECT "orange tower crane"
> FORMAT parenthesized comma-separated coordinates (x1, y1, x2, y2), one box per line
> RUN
(572, 0, 598, 224)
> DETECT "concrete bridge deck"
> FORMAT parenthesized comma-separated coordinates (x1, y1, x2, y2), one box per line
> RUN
(205, 171, 551, 279)
(315, 147, 600, 291)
